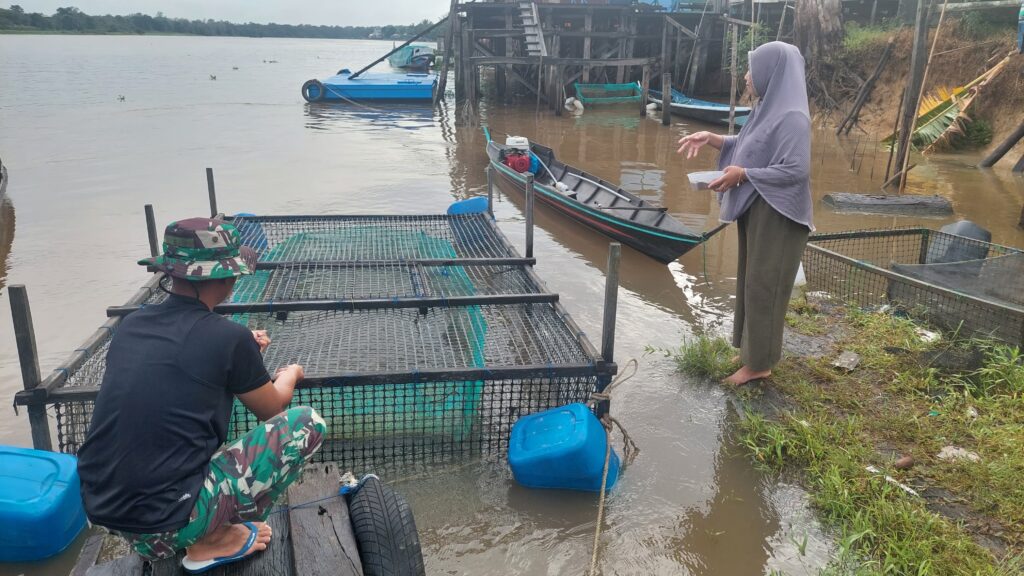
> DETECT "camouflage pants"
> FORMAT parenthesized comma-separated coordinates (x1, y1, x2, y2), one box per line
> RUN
(122, 406, 327, 560)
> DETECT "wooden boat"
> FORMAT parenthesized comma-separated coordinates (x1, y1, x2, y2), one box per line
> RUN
(485, 130, 724, 263)
(302, 69, 436, 102)
(387, 44, 436, 70)
(574, 82, 643, 106)
(648, 88, 751, 124)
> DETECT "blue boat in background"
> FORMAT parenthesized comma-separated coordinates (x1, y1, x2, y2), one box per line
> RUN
(387, 44, 436, 70)
(302, 68, 437, 103)
(648, 87, 751, 124)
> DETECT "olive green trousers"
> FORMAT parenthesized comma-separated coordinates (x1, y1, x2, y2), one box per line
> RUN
(733, 195, 810, 372)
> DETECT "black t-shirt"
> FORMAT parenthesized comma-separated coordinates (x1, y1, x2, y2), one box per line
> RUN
(77, 294, 271, 534)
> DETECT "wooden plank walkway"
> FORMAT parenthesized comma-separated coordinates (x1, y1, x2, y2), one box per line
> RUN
(76, 466, 361, 576)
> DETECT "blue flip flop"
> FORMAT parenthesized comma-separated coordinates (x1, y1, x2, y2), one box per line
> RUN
(181, 521, 261, 574)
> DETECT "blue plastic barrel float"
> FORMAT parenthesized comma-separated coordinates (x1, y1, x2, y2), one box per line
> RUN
(508, 403, 621, 492)
(0, 446, 87, 562)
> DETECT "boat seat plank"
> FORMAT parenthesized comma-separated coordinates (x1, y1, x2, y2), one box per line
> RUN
(288, 466, 363, 576)
(217, 510, 291, 576)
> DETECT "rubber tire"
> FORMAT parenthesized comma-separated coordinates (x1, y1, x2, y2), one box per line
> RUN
(348, 477, 426, 576)
(301, 79, 325, 103)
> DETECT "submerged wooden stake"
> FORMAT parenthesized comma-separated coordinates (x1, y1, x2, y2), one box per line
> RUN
(10, 285, 53, 452)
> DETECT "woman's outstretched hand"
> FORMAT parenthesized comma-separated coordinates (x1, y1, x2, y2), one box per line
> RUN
(677, 131, 724, 159)
(708, 165, 747, 193)
(677, 132, 710, 159)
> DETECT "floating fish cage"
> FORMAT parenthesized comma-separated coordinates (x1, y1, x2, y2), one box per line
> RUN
(574, 82, 643, 105)
(14, 207, 617, 474)
(803, 228, 1024, 347)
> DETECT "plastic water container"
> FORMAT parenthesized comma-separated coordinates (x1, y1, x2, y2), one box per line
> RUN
(508, 403, 620, 492)
(0, 446, 87, 562)
(446, 197, 490, 216)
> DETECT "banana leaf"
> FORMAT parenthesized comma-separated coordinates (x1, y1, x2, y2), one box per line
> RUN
(884, 54, 1012, 152)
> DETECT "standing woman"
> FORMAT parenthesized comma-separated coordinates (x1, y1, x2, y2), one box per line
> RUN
(677, 41, 813, 386)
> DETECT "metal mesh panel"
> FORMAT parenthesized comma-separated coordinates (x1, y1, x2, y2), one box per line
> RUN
(46, 213, 606, 467)
(226, 376, 600, 470)
(232, 214, 517, 261)
(230, 263, 540, 302)
(803, 229, 1024, 345)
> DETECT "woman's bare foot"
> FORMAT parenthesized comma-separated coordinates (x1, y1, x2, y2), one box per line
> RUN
(724, 365, 771, 386)
(186, 522, 272, 562)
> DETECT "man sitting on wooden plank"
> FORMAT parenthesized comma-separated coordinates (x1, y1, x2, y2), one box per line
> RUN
(77, 218, 327, 574)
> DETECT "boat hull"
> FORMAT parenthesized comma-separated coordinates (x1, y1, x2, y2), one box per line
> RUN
(488, 158, 697, 263)
(648, 89, 750, 124)
(303, 71, 436, 102)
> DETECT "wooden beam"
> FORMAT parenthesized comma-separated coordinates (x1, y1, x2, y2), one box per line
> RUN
(721, 15, 755, 27)
(664, 16, 698, 39)
(473, 40, 549, 103)
(943, 0, 1019, 10)
(980, 120, 1024, 168)
(471, 56, 656, 67)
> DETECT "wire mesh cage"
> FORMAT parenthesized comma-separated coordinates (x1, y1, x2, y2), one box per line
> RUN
(574, 82, 643, 105)
(35, 213, 611, 472)
(803, 228, 1024, 347)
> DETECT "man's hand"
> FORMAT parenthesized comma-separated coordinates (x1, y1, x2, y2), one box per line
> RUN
(708, 165, 747, 193)
(252, 330, 271, 353)
(274, 364, 304, 382)
(240, 363, 304, 421)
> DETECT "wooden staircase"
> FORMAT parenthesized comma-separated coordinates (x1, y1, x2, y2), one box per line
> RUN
(518, 1, 547, 57)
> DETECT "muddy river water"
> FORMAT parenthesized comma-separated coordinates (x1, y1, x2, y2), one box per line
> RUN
(0, 35, 1021, 576)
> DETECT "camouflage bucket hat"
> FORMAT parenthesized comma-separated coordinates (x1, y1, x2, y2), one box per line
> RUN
(138, 217, 257, 281)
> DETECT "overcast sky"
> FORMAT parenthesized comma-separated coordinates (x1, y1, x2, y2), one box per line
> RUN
(11, 1, 453, 26)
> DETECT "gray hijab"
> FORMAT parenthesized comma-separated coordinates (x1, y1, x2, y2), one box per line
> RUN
(718, 41, 814, 230)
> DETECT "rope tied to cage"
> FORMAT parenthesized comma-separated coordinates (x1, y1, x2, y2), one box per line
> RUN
(587, 358, 640, 576)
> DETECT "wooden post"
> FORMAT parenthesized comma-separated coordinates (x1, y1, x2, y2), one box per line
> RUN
(583, 10, 593, 83)
(979, 120, 1024, 168)
(435, 0, 458, 105)
(728, 23, 739, 135)
(661, 73, 672, 126)
(893, 0, 931, 189)
(640, 65, 651, 117)
(486, 166, 494, 218)
(555, 65, 564, 117)
(145, 204, 159, 258)
(777, 1, 789, 40)
(525, 174, 535, 259)
(10, 285, 53, 451)
(454, 13, 464, 101)
(205, 167, 218, 218)
(601, 243, 621, 363)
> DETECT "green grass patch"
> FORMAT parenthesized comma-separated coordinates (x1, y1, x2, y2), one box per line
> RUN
(656, 334, 737, 380)
(842, 23, 896, 58)
(728, 306, 1024, 574)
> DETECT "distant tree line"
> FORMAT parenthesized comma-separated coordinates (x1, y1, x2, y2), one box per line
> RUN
(0, 5, 446, 39)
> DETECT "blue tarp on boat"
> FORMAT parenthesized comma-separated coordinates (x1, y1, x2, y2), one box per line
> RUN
(302, 68, 436, 102)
